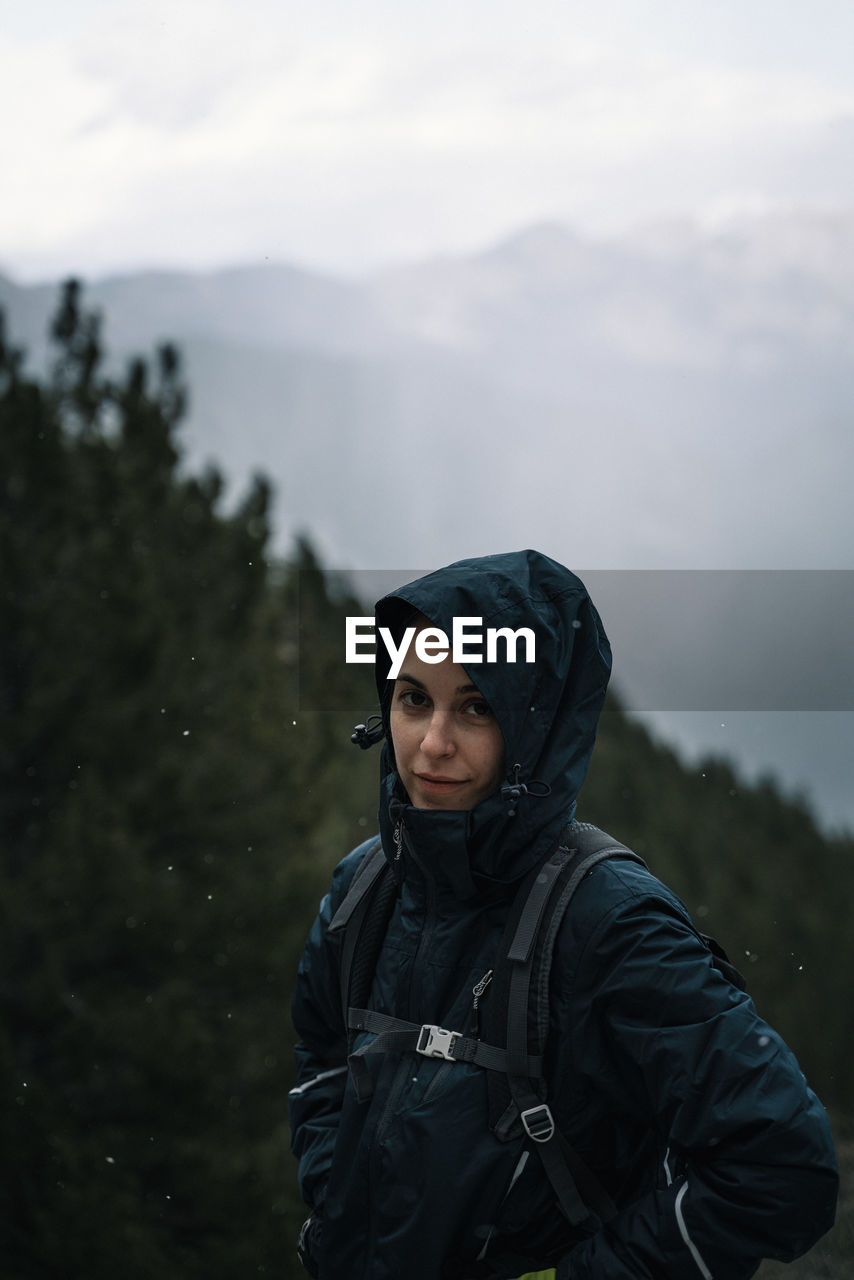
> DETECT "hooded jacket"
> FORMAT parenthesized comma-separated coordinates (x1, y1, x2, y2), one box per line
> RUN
(290, 550, 837, 1280)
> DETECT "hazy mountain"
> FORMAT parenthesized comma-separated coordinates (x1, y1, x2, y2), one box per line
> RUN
(3, 210, 852, 570)
(2, 212, 853, 831)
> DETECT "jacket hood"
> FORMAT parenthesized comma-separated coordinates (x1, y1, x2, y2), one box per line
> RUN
(372, 550, 611, 897)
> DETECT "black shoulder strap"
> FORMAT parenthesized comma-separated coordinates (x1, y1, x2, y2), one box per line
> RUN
(493, 823, 646, 1226)
(486, 823, 646, 1120)
(329, 838, 398, 1034)
(533, 823, 648, 1045)
(491, 821, 749, 1229)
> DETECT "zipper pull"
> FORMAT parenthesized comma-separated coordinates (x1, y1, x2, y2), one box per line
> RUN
(470, 969, 493, 1036)
(472, 969, 493, 1010)
(393, 821, 403, 861)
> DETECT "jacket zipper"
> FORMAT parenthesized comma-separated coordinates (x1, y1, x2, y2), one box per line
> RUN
(404, 824, 438, 1023)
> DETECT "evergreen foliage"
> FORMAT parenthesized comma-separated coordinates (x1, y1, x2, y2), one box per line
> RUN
(583, 698, 854, 1113)
(0, 284, 375, 1277)
(1, 284, 849, 1275)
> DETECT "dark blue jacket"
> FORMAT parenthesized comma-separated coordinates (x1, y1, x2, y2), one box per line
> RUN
(290, 551, 838, 1279)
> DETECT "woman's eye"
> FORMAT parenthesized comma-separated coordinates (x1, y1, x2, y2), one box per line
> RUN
(466, 699, 493, 719)
(399, 689, 427, 708)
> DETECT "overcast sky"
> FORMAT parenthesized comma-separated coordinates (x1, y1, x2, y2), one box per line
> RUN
(3, 0, 854, 281)
(3, 1, 853, 832)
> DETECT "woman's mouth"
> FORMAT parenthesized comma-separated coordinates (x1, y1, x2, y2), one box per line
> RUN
(415, 774, 467, 790)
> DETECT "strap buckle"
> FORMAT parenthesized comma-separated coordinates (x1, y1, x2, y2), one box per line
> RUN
(520, 1103, 555, 1143)
(416, 1024, 459, 1061)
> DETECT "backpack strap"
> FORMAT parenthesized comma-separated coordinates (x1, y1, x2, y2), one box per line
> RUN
(345, 1007, 544, 1103)
(495, 821, 748, 1228)
(329, 838, 397, 1034)
(496, 823, 647, 1226)
(486, 823, 647, 1126)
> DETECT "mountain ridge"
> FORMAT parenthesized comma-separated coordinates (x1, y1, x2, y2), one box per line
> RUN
(3, 215, 853, 832)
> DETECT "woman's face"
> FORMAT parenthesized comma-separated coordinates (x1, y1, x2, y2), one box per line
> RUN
(388, 633, 505, 811)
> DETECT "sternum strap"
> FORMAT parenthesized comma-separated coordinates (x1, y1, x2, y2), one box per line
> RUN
(346, 1007, 542, 1100)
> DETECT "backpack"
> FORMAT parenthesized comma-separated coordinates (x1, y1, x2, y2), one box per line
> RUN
(328, 821, 746, 1229)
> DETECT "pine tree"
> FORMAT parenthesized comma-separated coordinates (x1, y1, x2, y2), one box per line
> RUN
(0, 283, 374, 1278)
(2, 281, 850, 1278)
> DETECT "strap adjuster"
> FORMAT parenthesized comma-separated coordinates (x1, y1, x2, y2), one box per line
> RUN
(520, 1103, 555, 1143)
(416, 1024, 459, 1060)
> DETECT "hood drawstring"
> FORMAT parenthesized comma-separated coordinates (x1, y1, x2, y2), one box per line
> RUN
(351, 714, 385, 749)
(501, 762, 552, 817)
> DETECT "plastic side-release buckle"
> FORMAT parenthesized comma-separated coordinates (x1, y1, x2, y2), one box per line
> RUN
(417, 1024, 459, 1061)
(520, 1103, 556, 1143)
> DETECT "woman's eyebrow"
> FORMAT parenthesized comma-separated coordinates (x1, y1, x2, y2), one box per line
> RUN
(396, 672, 426, 690)
(397, 672, 480, 696)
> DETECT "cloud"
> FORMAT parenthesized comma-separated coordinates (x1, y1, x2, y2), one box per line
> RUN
(3, 2, 854, 279)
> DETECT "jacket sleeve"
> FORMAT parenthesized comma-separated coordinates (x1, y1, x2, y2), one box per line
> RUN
(289, 845, 367, 1212)
(557, 875, 838, 1280)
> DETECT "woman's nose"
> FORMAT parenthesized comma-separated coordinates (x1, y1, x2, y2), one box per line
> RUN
(420, 711, 455, 757)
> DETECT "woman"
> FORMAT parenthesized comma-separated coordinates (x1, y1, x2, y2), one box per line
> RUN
(289, 550, 837, 1280)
